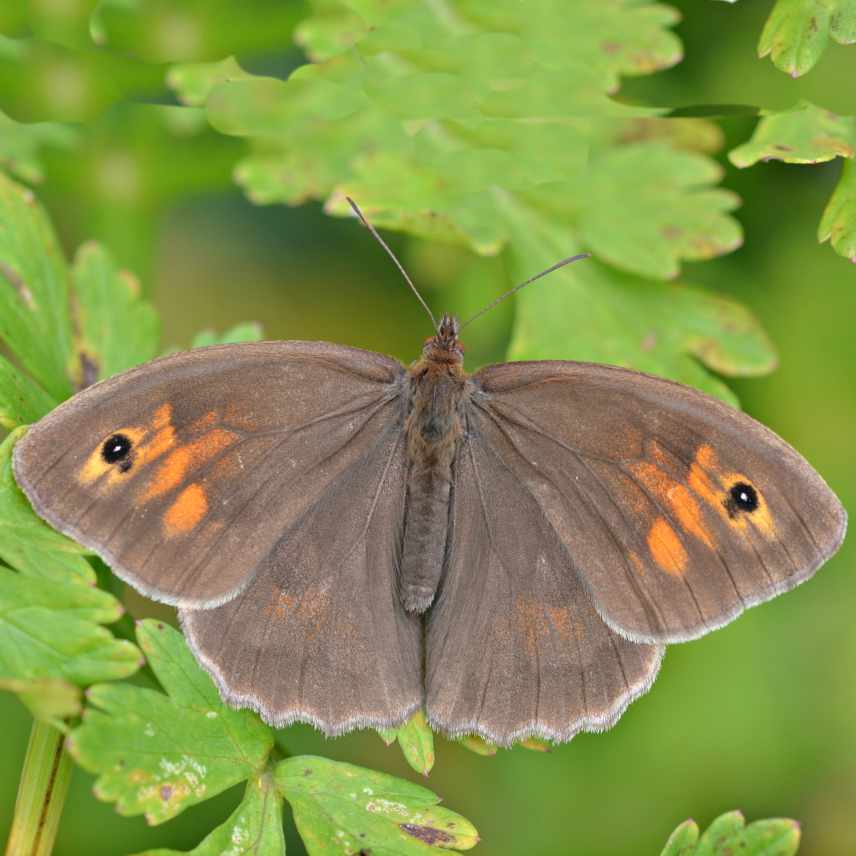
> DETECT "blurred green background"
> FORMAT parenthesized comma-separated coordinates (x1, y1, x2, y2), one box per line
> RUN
(2, 1, 855, 854)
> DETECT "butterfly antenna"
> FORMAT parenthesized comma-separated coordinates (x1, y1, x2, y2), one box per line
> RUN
(346, 197, 438, 332)
(460, 252, 591, 331)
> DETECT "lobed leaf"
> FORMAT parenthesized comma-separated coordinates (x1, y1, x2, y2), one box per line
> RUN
(277, 755, 479, 853)
(72, 241, 159, 384)
(68, 620, 274, 824)
(136, 771, 285, 855)
(819, 158, 856, 260)
(505, 214, 775, 406)
(660, 811, 801, 855)
(729, 102, 856, 167)
(183, 0, 762, 392)
(730, 102, 856, 262)
(757, 0, 856, 78)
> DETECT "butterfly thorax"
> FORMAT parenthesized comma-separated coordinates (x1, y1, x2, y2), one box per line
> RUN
(401, 314, 468, 613)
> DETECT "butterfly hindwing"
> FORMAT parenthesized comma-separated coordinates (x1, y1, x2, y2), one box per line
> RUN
(180, 424, 423, 734)
(468, 361, 847, 644)
(425, 428, 664, 746)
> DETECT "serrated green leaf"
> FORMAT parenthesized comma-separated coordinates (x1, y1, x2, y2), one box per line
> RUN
(379, 709, 435, 776)
(191, 322, 264, 348)
(729, 102, 856, 261)
(660, 811, 801, 856)
(0, 109, 76, 184)
(0, 676, 82, 729)
(0, 171, 74, 401)
(136, 770, 285, 856)
(0, 567, 140, 686)
(68, 620, 273, 824)
(730, 102, 856, 167)
(1, 428, 93, 583)
(576, 142, 742, 279)
(72, 240, 159, 382)
(277, 755, 479, 854)
(191, 0, 756, 394)
(505, 209, 775, 406)
(758, 0, 856, 78)
(819, 157, 856, 260)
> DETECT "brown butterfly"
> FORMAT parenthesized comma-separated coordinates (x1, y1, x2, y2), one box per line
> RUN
(12, 204, 846, 747)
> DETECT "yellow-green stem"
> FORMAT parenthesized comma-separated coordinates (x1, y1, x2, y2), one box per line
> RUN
(5, 720, 72, 856)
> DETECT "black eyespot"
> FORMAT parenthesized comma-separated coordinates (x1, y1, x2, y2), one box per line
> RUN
(729, 481, 758, 513)
(102, 434, 132, 466)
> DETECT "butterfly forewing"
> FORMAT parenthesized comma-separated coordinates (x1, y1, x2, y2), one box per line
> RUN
(13, 341, 408, 608)
(469, 361, 847, 644)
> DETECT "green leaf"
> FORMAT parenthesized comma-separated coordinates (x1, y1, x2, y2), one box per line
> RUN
(819, 157, 856, 260)
(190, 1, 758, 394)
(660, 811, 801, 855)
(0, 676, 82, 729)
(71, 240, 159, 383)
(68, 620, 274, 824)
(191, 322, 264, 348)
(730, 102, 856, 261)
(0, 109, 76, 184)
(729, 102, 856, 167)
(575, 142, 742, 279)
(0, 429, 94, 583)
(167, 56, 255, 108)
(0, 171, 74, 401)
(758, 0, 856, 78)
(505, 216, 775, 406)
(378, 710, 435, 776)
(277, 755, 479, 853)
(0, 527, 140, 686)
(136, 771, 285, 855)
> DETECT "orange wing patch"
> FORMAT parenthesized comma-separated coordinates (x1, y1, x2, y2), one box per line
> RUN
(163, 483, 208, 537)
(142, 428, 238, 501)
(647, 517, 688, 576)
(689, 444, 775, 539)
(632, 459, 716, 551)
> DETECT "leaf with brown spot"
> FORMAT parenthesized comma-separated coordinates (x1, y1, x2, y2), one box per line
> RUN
(276, 755, 478, 854)
(135, 771, 285, 855)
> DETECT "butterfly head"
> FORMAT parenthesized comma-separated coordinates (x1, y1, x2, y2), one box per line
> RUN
(423, 313, 464, 366)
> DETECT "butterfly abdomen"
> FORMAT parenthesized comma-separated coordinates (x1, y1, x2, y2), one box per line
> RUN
(401, 360, 467, 613)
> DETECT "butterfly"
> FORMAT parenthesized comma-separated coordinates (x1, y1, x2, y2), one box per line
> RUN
(12, 204, 847, 747)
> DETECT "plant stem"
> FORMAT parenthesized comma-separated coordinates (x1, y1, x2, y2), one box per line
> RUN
(5, 720, 73, 856)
